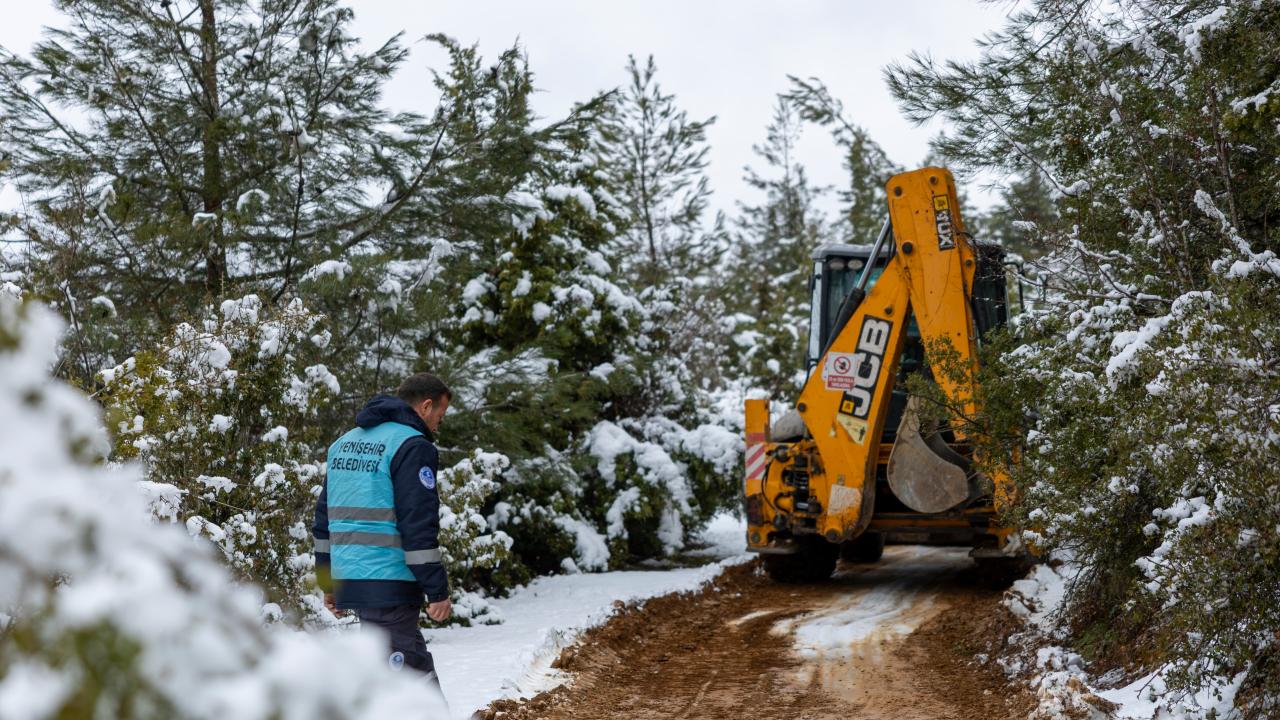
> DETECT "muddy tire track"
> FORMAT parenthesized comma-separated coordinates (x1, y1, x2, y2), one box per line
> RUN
(480, 546, 1036, 720)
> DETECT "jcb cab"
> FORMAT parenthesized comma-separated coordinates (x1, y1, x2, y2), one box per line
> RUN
(743, 167, 1022, 581)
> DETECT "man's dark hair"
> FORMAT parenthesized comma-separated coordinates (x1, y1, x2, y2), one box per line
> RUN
(396, 373, 452, 405)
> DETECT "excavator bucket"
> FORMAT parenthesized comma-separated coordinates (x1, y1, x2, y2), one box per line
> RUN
(746, 167, 1021, 574)
(886, 396, 977, 514)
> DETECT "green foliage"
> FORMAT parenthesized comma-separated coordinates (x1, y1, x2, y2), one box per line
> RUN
(578, 417, 739, 564)
(888, 1, 1280, 710)
(0, 0, 416, 362)
(673, 437, 746, 527)
(981, 171, 1058, 259)
(591, 54, 730, 413)
(721, 98, 828, 397)
(97, 295, 336, 620)
(784, 76, 902, 243)
(594, 54, 719, 288)
(436, 450, 519, 623)
(487, 459, 589, 576)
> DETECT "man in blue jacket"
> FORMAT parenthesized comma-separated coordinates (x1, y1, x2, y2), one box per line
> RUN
(313, 372, 452, 686)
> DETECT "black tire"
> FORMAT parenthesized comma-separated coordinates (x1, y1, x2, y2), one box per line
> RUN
(974, 556, 1034, 589)
(840, 532, 885, 564)
(763, 538, 839, 583)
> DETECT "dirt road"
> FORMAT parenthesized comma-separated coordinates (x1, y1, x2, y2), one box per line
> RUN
(482, 546, 1035, 720)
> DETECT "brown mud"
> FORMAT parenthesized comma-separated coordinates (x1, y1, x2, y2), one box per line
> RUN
(479, 546, 1037, 720)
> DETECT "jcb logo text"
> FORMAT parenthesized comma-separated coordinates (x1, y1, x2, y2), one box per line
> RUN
(845, 316, 892, 419)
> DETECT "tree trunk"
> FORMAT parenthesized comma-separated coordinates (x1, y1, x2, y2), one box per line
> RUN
(199, 0, 227, 294)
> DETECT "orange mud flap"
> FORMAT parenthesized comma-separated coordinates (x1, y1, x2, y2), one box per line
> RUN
(744, 399, 773, 551)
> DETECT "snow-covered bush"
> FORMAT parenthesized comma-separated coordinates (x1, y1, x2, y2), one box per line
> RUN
(889, 1, 1280, 712)
(477, 409, 743, 577)
(97, 295, 337, 621)
(0, 297, 446, 719)
(1005, 558, 1250, 720)
(484, 451, 605, 577)
(585, 419, 696, 559)
(0, 0, 748, 610)
(987, 267, 1280, 708)
(583, 418, 742, 561)
(436, 450, 517, 624)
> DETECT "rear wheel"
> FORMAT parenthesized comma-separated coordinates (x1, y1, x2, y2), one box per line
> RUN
(974, 555, 1034, 589)
(763, 537, 839, 583)
(840, 532, 885, 564)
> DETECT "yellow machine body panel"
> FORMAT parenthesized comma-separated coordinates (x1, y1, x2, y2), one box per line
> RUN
(743, 167, 1015, 560)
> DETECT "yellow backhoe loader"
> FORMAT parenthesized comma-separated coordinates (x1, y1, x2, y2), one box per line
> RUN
(743, 166, 1023, 581)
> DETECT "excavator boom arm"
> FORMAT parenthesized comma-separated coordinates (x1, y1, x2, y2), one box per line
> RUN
(745, 167, 1008, 554)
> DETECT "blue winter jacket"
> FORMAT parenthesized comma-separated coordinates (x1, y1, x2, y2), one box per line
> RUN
(313, 395, 450, 608)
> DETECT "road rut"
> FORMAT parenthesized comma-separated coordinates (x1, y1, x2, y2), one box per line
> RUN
(482, 546, 1036, 719)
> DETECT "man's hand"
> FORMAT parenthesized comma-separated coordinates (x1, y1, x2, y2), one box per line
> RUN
(426, 598, 452, 622)
(323, 593, 338, 614)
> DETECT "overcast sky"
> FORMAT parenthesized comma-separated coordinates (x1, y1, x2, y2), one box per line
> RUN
(3, 1, 1012, 227)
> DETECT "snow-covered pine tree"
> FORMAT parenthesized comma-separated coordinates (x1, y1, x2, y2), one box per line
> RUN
(430, 109, 660, 575)
(432, 103, 736, 574)
(888, 1, 1280, 713)
(980, 170, 1057, 259)
(0, 2, 603, 402)
(721, 98, 829, 396)
(0, 0, 419, 373)
(591, 54, 732, 404)
(294, 34, 612, 413)
(783, 76, 901, 243)
(594, 54, 718, 288)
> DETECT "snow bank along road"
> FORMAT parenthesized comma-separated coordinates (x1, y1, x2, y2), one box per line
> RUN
(422, 514, 751, 718)
(483, 545, 1036, 720)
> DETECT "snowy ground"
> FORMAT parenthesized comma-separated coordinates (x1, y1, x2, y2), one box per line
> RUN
(423, 513, 749, 719)
(1005, 559, 1243, 720)
(783, 545, 967, 655)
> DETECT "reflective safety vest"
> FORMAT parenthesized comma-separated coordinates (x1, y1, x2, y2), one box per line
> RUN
(325, 421, 423, 582)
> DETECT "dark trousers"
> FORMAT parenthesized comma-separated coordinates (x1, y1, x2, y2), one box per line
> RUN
(357, 605, 437, 677)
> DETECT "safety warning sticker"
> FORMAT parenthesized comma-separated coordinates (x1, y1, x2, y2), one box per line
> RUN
(822, 352, 858, 390)
(824, 315, 894, 444)
(836, 414, 869, 444)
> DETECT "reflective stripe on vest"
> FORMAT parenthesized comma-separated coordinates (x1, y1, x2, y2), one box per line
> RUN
(326, 422, 423, 582)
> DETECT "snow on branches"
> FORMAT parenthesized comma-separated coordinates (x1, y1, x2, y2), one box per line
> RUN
(0, 296, 446, 719)
(97, 295, 338, 621)
(887, 0, 1280, 710)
